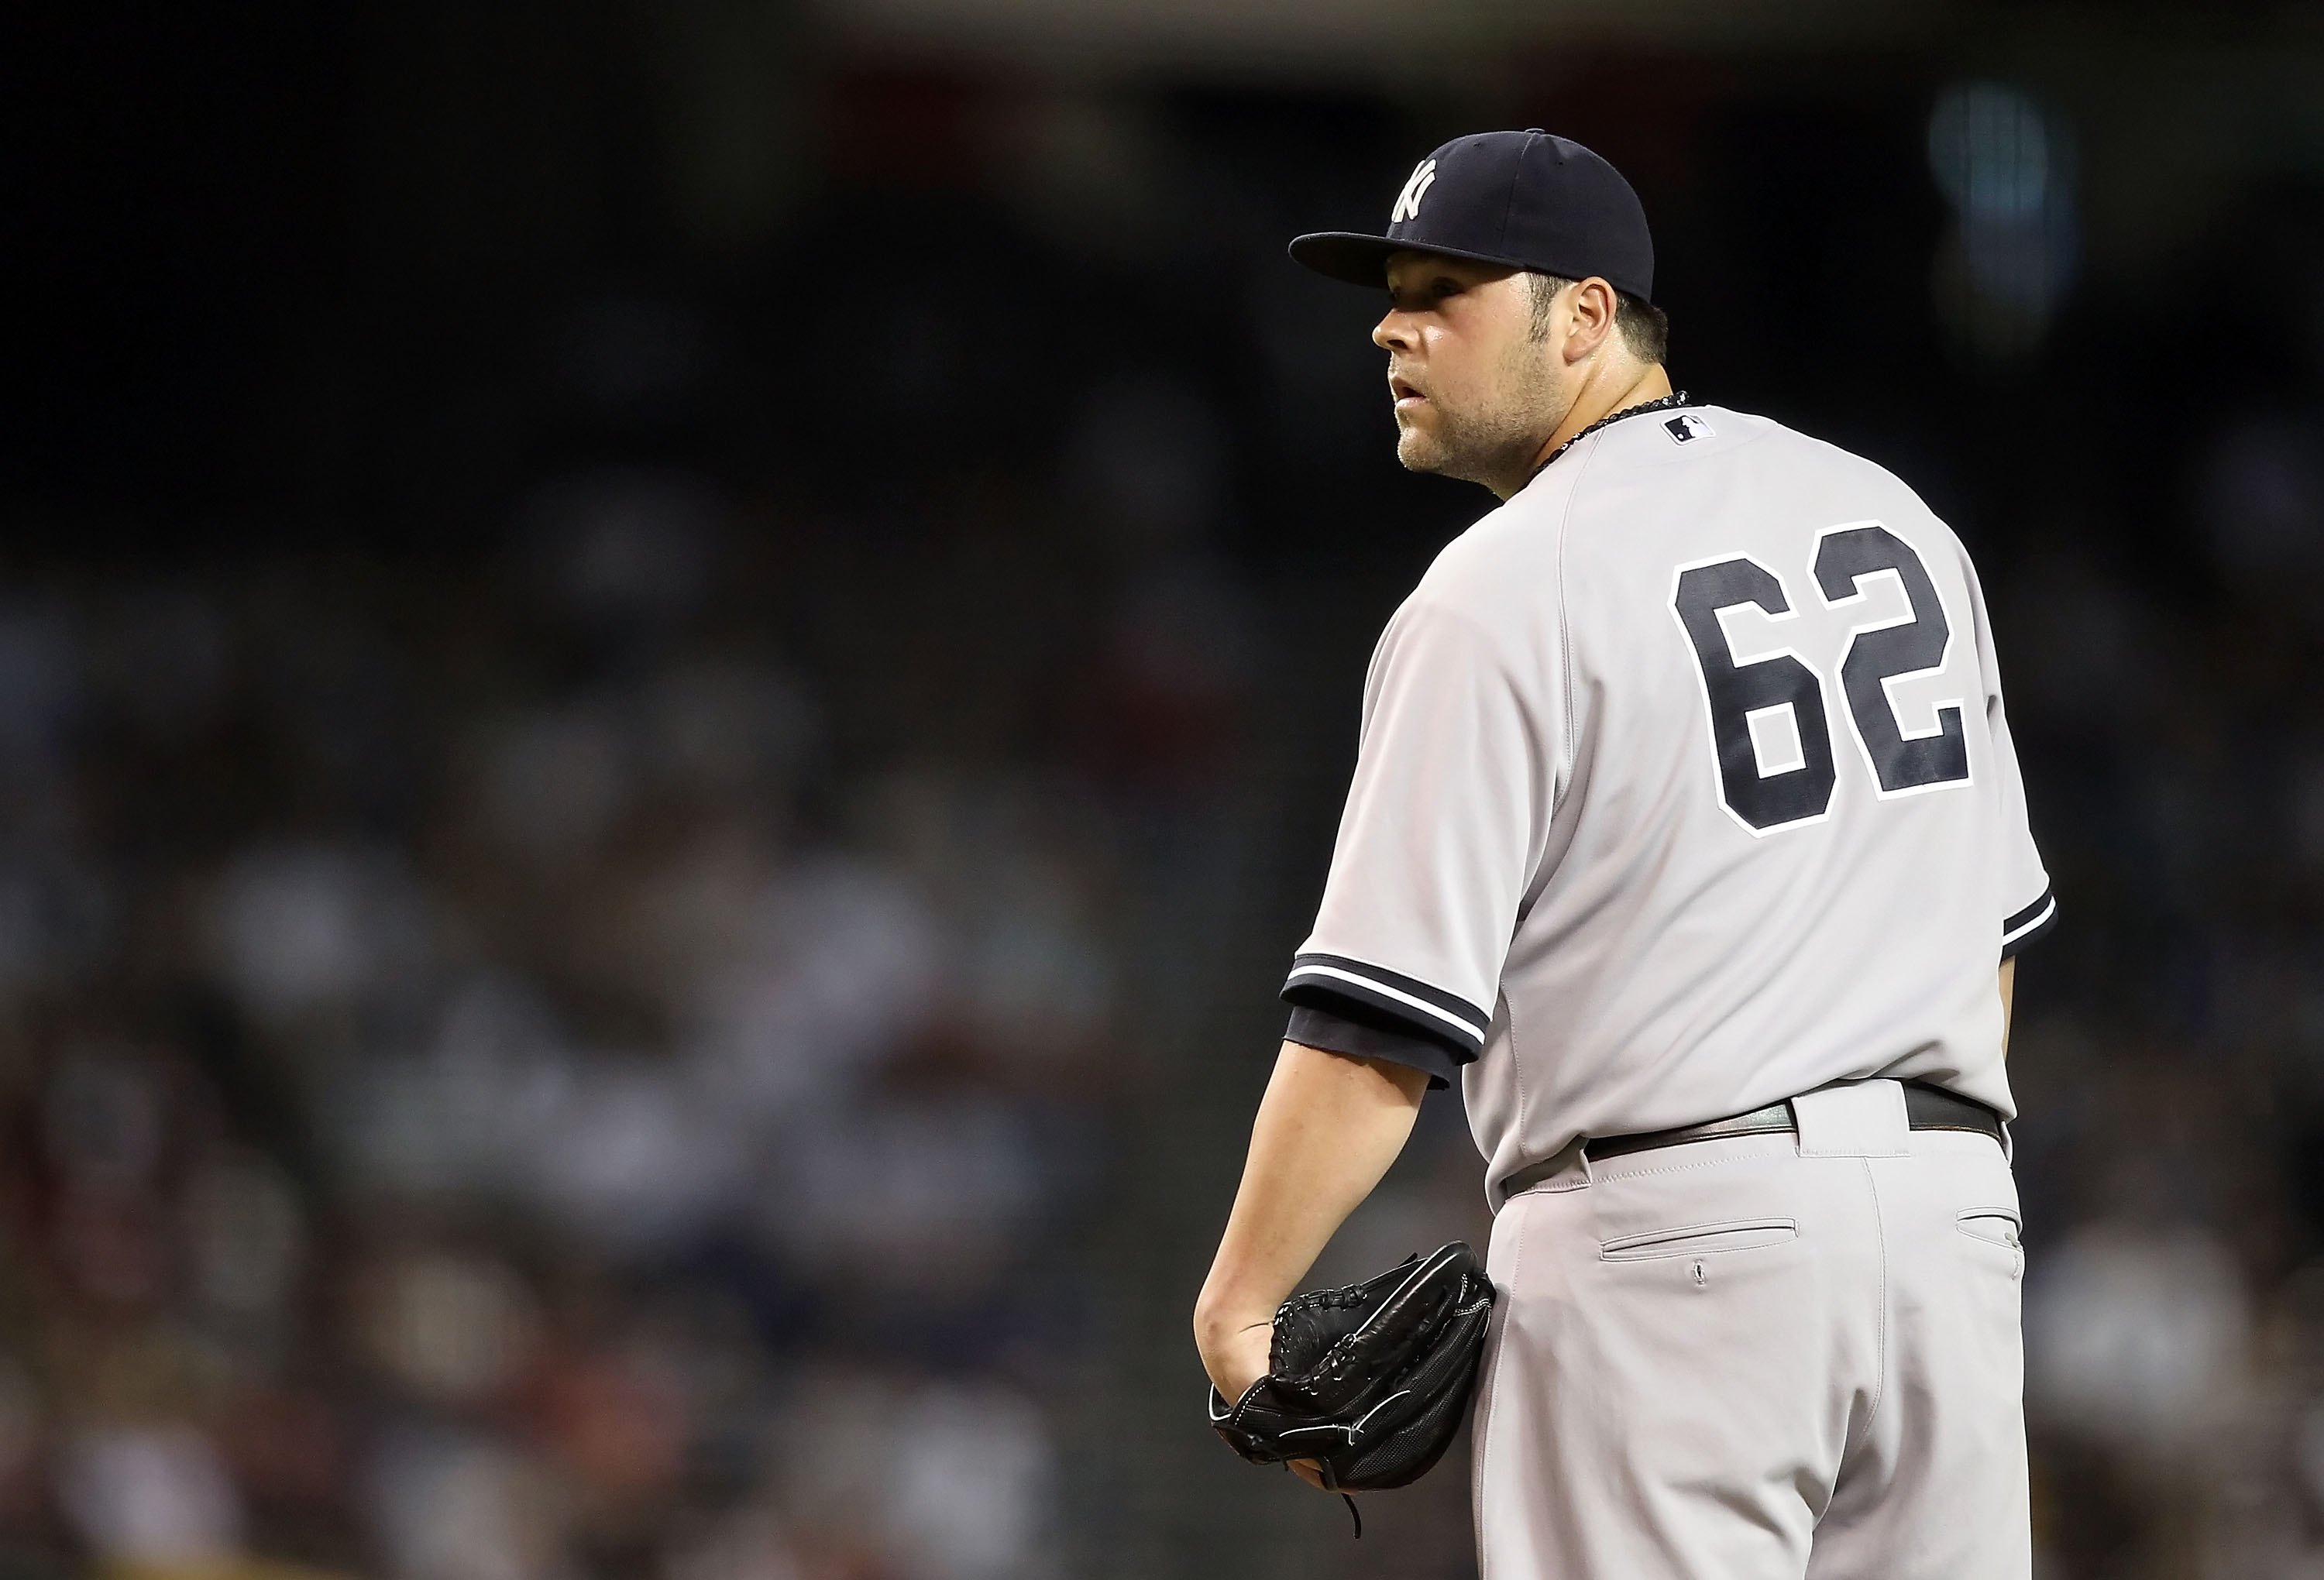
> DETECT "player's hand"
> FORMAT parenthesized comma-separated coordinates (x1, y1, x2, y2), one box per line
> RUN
(1200, 1317, 1272, 1404)
(1201, 1321, 1331, 1491)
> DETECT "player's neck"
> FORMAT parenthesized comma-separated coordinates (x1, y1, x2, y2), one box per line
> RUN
(1498, 362, 1675, 500)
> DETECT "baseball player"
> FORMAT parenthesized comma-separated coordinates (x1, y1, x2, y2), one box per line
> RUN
(1193, 130, 2053, 1577)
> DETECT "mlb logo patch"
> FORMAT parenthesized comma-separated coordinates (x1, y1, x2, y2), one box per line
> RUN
(1665, 413, 1714, 445)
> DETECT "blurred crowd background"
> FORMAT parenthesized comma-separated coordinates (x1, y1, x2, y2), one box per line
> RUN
(7, 2, 2324, 1576)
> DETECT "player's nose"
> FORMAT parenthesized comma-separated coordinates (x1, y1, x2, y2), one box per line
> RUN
(1372, 311, 1416, 353)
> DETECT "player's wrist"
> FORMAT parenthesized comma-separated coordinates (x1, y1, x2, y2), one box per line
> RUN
(1193, 1303, 1271, 1362)
(1198, 1322, 1274, 1403)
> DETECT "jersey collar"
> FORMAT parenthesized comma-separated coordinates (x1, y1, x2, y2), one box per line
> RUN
(1527, 390, 1698, 483)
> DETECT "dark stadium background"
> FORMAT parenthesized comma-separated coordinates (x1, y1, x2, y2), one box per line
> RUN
(5, 2, 2322, 1575)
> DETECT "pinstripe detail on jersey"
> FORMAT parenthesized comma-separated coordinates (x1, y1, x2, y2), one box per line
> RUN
(2000, 884, 2057, 957)
(1282, 953, 1490, 1056)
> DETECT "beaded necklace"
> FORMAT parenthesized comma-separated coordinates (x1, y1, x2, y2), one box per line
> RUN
(1528, 390, 1698, 481)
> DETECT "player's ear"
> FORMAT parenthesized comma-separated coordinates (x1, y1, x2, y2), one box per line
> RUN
(1566, 277, 1620, 363)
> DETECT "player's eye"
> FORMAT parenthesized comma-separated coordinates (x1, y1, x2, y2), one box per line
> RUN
(1386, 278, 1461, 311)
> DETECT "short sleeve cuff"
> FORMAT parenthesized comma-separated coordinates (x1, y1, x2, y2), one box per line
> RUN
(2001, 884, 2058, 958)
(1281, 953, 1490, 1060)
(1286, 1005, 1463, 1089)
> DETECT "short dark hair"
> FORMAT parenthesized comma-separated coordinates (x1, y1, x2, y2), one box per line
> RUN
(1527, 273, 1669, 366)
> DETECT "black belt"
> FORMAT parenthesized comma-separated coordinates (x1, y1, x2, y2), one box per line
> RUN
(1501, 1081, 2003, 1200)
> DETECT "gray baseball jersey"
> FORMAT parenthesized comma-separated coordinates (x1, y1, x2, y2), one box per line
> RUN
(1282, 401, 2053, 1201)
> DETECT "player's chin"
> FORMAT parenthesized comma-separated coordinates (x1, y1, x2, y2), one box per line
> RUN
(1394, 428, 1452, 475)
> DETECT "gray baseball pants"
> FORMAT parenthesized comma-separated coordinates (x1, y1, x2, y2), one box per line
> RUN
(1471, 1079, 2030, 1579)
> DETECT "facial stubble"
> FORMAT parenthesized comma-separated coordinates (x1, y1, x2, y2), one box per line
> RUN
(1394, 332, 1571, 493)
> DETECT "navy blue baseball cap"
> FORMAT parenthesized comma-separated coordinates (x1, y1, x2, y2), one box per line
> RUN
(1291, 130, 1655, 303)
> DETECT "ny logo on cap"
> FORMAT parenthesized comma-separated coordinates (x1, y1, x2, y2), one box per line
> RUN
(1389, 158, 1438, 225)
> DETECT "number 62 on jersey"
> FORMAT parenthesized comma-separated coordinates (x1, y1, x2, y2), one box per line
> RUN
(1670, 523, 1973, 836)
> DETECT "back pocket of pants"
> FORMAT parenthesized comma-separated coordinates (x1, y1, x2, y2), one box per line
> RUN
(1956, 1208, 2022, 1250)
(1600, 1218, 1798, 1262)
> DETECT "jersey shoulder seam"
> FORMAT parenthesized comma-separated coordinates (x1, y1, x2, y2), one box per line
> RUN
(1552, 435, 1603, 807)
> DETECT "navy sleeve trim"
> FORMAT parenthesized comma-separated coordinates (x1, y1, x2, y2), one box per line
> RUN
(1286, 1005, 1461, 1090)
(2001, 884, 2057, 958)
(1281, 953, 1490, 1059)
